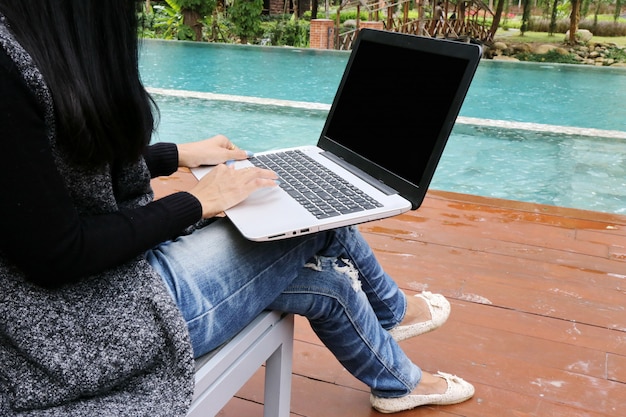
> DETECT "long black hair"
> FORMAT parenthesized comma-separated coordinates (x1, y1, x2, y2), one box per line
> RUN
(0, 0, 156, 166)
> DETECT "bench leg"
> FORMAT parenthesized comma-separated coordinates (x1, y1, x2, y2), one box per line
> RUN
(263, 314, 294, 417)
(188, 311, 294, 417)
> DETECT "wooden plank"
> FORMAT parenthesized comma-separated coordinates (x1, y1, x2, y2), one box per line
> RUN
(149, 171, 626, 417)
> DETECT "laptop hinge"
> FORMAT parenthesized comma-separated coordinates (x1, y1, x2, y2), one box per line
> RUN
(321, 151, 398, 196)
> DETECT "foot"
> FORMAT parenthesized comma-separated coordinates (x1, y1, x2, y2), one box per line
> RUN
(388, 291, 451, 342)
(402, 292, 439, 325)
(412, 371, 448, 395)
(370, 371, 475, 413)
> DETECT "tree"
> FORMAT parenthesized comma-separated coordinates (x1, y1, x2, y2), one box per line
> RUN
(591, 0, 609, 28)
(177, 0, 217, 40)
(312, 0, 319, 19)
(520, 0, 532, 35)
(581, 0, 591, 16)
(615, 0, 623, 22)
(229, 0, 264, 44)
(489, 0, 506, 40)
(549, 0, 558, 35)
(568, 0, 581, 44)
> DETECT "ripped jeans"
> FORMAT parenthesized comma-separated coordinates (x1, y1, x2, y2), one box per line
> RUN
(145, 218, 421, 398)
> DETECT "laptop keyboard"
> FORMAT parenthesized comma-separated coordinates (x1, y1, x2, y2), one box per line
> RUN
(249, 150, 383, 219)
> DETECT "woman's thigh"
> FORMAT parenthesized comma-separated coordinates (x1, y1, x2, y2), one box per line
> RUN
(145, 218, 328, 356)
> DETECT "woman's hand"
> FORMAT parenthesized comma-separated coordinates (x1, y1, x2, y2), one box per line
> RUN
(188, 164, 279, 219)
(177, 134, 250, 168)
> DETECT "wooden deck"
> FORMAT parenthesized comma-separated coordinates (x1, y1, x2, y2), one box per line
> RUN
(153, 169, 626, 417)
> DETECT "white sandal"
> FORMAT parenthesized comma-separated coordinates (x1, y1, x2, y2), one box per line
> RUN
(388, 291, 451, 342)
(370, 371, 475, 413)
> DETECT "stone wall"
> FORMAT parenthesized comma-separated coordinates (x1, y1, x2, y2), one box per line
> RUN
(484, 40, 626, 67)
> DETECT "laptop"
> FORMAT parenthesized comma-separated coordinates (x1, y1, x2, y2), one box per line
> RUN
(193, 29, 482, 241)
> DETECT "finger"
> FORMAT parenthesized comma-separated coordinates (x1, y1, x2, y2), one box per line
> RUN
(209, 134, 233, 150)
(240, 166, 274, 175)
(223, 136, 240, 151)
(228, 148, 253, 161)
(238, 166, 278, 182)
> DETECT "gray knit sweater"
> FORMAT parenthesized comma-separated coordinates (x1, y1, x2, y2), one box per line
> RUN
(0, 16, 195, 417)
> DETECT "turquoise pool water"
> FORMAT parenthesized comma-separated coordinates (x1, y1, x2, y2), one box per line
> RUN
(140, 39, 626, 132)
(140, 39, 626, 214)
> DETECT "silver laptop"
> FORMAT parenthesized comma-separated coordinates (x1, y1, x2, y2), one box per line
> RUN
(193, 29, 482, 241)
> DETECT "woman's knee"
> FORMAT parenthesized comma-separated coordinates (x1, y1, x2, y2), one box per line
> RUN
(310, 256, 369, 309)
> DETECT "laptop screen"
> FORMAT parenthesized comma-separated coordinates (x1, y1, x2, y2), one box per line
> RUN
(318, 29, 481, 209)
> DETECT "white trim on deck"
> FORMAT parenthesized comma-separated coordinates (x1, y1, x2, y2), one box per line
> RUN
(146, 87, 626, 140)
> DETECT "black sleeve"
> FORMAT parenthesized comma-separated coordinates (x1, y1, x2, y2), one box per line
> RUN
(143, 142, 179, 178)
(0, 51, 202, 288)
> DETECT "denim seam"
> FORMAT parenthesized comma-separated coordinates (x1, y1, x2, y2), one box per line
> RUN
(280, 286, 415, 396)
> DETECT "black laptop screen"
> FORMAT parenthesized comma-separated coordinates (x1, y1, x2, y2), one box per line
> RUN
(320, 31, 479, 207)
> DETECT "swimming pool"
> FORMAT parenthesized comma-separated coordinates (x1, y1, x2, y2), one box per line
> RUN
(140, 39, 626, 214)
(140, 39, 626, 132)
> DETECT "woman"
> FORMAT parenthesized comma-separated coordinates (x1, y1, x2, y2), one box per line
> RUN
(0, 1, 474, 415)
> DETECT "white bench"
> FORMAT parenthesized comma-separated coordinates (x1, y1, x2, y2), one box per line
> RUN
(187, 311, 294, 417)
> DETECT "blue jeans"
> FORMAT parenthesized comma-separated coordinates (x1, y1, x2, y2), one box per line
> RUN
(145, 218, 421, 398)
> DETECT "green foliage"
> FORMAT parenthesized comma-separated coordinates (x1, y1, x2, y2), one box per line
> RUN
(581, 0, 591, 17)
(337, 10, 371, 22)
(203, 12, 237, 42)
(261, 18, 310, 47)
(139, 1, 626, 56)
(177, 23, 196, 40)
(502, 19, 522, 30)
(316, 9, 370, 24)
(139, 2, 183, 39)
(176, 0, 216, 16)
(555, 2, 572, 19)
(604, 46, 626, 61)
(228, 0, 264, 43)
(516, 49, 581, 64)
(164, 0, 182, 12)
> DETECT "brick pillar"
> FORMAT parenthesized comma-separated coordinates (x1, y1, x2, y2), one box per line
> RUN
(310, 19, 335, 49)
